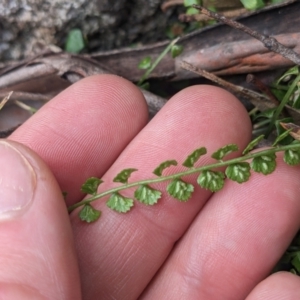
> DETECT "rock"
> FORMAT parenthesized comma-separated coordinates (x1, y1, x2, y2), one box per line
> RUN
(0, 0, 175, 62)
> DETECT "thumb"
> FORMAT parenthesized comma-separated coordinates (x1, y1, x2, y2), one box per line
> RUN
(0, 140, 81, 299)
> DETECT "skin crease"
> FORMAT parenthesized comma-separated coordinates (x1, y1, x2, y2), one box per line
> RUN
(0, 74, 297, 299)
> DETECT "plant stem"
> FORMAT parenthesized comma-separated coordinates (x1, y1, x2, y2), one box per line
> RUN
(137, 37, 180, 86)
(265, 72, 300, 137)
(68, 143, 300, 212)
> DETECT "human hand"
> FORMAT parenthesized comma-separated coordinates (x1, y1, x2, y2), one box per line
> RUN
(1, 75, 300, 299)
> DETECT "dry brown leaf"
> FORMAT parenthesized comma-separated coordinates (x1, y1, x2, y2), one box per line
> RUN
(0, 91, 13, 111)
(280, 122, 300, 140)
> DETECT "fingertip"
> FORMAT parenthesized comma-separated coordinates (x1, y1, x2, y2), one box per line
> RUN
(246, 272, 300, 300)
(155, 84, 252, 151)
(171, 84, 250, 127)
(9, 74, 148, 204)
(11, 74, 148, 138)
(63, 74, 148, 120)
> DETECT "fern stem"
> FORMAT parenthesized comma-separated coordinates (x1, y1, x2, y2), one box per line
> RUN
(68, 143, 300, 212)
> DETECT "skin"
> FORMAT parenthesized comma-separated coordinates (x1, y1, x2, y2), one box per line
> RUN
(0, 74, 299, 299)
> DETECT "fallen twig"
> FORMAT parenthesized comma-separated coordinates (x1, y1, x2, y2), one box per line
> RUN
(246, 74, 280, 106)
(179, 8, 248, 23)
(193, 5, 300, 66)
(0, 53, 167, 118)
(0, 91, 50, 105)
(161, 0, 183, 12)
(180, 61, 274, 112)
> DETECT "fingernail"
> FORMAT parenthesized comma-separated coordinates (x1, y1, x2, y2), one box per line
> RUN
(0, 141, 36, 219)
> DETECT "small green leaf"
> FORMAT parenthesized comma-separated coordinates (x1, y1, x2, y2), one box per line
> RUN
(240, 0, 265, 10)
(113, 168, 138, 184)
(276, 66, 299, 85)
(211, 144, 239, 160)
(79, 204, 101, 223)
(65, 29, 85, 54)
(106, 193, 134, 213)
(291, 252, 300, 273)
(290, 268, 298, 275)
(134, 185, 162, 205)
(171, 45, 184, 58)
(197, 170, 225, 192)
(62, 191, 68, 199)
(138, 57, 152, 70)
(242, 135, 265, 155)
(153, 160, 178, 176)
(251, 153, 276, 175)
(225, 162, 251, 183)
(183, 147, 207, 168)
(81, 177, 103, 195)
(252, 108, 276, 121)
(139, 82, 150, 90)
(183, 0, 200, 7)
(272, 128, 293, 147)
(284, 149, 300, 166)
(186, 7, 199, 15)
(167, 179, 194, 201)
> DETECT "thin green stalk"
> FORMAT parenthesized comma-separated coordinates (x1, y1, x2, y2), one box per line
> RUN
(248, 107, 258, 116)
(265, 72, 300, 137)
(68, 143, 300, 212)
(270, 83, 289, 91)
(137, 37, 180, 86)
(252, 127, 270, 136)
(253, 118, 271, 129)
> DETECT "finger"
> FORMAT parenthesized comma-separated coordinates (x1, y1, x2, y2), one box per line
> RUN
(9, 75, 148, 205)
(246, 272, 300, 300)
(71, 85, 252, 299)
(0, 140, 80, 299)
(142, 155, 300, 299)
